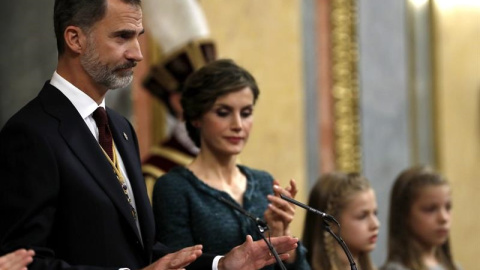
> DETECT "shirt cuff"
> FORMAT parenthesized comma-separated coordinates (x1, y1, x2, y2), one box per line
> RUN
(212, 255, 224, 270)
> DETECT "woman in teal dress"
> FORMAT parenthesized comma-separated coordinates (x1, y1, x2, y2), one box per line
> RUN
(152, 59, 309, 270)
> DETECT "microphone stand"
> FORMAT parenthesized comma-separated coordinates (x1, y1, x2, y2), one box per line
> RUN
(321, 220, 358, 270)
(280, 194, 357, 270)
(218, 196, 287, 270)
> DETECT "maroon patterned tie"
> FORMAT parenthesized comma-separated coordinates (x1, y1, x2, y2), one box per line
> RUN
(92, 107, 113, 160)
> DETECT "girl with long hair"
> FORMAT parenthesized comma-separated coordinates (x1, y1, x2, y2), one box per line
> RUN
(382, 166, 459, 270)
(303, 172, 379, 270)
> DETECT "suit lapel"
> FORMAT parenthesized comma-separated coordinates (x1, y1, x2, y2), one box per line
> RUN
(39, 83, 142, 244)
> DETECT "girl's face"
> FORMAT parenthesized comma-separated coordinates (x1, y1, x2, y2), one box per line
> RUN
(196, 87, 254, 156)
(339, 189, 380, 255)
(408, 184, 451, 249)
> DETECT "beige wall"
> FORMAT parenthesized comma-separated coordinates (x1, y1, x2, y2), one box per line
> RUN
(433, 3, 480, 269)
(200, 0, 308, 236)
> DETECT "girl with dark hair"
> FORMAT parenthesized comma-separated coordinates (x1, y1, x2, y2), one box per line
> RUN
(152, 59, 310, 269)
(303, 172, 379, 270)
(381, 166, 460, 270)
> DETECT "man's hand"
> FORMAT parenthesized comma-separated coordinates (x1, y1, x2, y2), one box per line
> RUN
(142, 245, 202, 270)
(218, 235, 298, 270)
(0, 249, 35, 270)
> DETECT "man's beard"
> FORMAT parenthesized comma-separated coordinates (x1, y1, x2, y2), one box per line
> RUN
(80, 38, 136, 90)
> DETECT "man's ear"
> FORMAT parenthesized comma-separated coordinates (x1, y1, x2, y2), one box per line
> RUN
(64, 26, 87, 54)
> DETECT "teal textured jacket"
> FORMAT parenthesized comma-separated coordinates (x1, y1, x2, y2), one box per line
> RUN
(152, 165, 310, 270)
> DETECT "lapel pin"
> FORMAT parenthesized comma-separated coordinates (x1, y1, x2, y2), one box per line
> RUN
(123, 132, 128, 141)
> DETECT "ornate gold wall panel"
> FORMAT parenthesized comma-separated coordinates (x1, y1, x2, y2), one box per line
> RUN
(330, 0, 362, 172)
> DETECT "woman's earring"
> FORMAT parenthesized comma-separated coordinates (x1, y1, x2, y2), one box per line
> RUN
(192, 120, 201, 128)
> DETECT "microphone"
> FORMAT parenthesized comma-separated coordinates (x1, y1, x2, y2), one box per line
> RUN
(280, 194, 357, 270)
(218, 196, 268, 230)
(280, 194, 337, 223)
(218, 196, 287, 270)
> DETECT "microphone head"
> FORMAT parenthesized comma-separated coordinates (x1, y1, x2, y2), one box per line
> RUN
(255, 217, 268, 228)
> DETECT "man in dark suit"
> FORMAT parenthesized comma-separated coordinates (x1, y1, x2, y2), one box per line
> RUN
(0, 0, 298, 269)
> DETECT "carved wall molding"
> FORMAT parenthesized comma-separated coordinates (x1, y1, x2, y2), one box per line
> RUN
(330, 0, 361, 172)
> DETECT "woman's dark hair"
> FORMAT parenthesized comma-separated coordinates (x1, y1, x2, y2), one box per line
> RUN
(54, 0, 141, 55)
(181, 59, 260, 147)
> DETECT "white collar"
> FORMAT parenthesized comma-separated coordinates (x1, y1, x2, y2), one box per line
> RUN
(50, 71, 106, 119)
